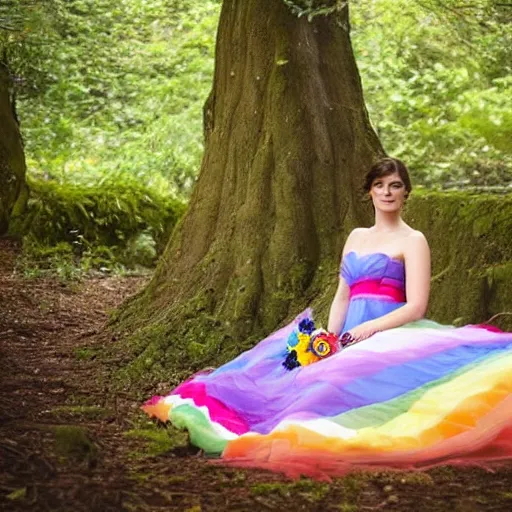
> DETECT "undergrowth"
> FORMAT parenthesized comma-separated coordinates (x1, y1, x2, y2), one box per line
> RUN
(13, 178, 186, 279)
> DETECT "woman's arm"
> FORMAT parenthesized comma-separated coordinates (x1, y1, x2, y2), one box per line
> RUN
(327, 228, 365, 335)
(348, 232, 431, 341)
(327, 276, 350, 336)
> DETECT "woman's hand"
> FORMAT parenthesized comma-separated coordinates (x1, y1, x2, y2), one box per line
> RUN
(343, 321, 379, 345)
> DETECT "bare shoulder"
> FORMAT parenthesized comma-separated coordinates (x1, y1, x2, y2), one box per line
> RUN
(404, 229, 430, 257)
(345, 227, 369, 245)
(408, 229, 429, 245)
(347, 227, 370, 240)
(342, 227, 369, 255)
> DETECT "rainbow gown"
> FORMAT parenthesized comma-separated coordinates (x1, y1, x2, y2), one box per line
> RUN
(143, 252, 512, 477)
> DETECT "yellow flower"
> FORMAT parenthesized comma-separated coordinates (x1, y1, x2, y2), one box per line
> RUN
(296, 350, 320, 367)
(295, 332, 320, 366)
(312, 338, 331, 357)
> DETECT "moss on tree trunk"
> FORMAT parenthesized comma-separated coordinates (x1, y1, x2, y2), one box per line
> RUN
(112, 0, 384, 387)
(405, 191, 512, 331)
(0, 62, 28, 235)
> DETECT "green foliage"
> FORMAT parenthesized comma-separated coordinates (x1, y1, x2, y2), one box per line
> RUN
(15, 178, 185, 277)
(0, 0, 66, 123)
(5, 0, 509, 194)
(351, 0, 512, 187)
(5, 0, 220, 197)
(17, 241, 83, 280)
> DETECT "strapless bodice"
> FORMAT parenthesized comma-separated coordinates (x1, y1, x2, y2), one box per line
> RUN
(341, 252, 406, 303)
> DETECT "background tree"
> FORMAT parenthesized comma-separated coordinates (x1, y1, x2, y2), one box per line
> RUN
(0, 0, 59, 234)
(0, 62, 28, 234)
(113, 0, 385, 384)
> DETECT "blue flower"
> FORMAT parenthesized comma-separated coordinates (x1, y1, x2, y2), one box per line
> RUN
(298, 318, 315, 334)
(283, 350, 301, 370)
(287, 330, 300, 348)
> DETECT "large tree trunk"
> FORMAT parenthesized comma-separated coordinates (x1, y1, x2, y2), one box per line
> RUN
(114, 0, 383, 383)
(0, 62, 28, 235)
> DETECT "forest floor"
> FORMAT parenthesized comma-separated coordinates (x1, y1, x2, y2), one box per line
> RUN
(1, 238, 512, 512)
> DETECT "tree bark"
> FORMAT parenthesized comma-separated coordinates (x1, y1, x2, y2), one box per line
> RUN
(0, 62, 28, 235)
(115, 0, 383, 378)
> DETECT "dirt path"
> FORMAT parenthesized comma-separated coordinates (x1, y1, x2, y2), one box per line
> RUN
(1, 238, 512, 512)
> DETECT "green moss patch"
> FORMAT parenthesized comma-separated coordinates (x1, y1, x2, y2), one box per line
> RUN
(251, 479, 330, 502)
(54, 426, 98, 464)
(124, 424, 188, 458)
(406, 191, 512, 330)
(13, 178, 186, 276)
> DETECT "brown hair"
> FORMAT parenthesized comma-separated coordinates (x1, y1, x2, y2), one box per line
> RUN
(363, 157, 412, 196)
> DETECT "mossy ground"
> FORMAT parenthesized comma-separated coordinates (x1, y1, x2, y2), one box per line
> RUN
(53, 425, 98, 464)
(124, 422, 189, 458)
(2, 238, 512, 511)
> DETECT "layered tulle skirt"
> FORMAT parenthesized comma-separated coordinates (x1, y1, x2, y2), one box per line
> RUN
(143, 312, 512, 478)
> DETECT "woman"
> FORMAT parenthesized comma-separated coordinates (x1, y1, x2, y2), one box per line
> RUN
(328, 157, 430, 343)
(143, 158, 512, 478)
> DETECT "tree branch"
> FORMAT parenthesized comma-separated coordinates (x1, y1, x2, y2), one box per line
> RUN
(484, 312, 512, 325)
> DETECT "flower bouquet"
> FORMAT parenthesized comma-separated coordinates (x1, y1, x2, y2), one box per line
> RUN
(282, 318, 343, 370)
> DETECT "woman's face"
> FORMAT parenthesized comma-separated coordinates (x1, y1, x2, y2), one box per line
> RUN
(369, 172, 407, 212)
